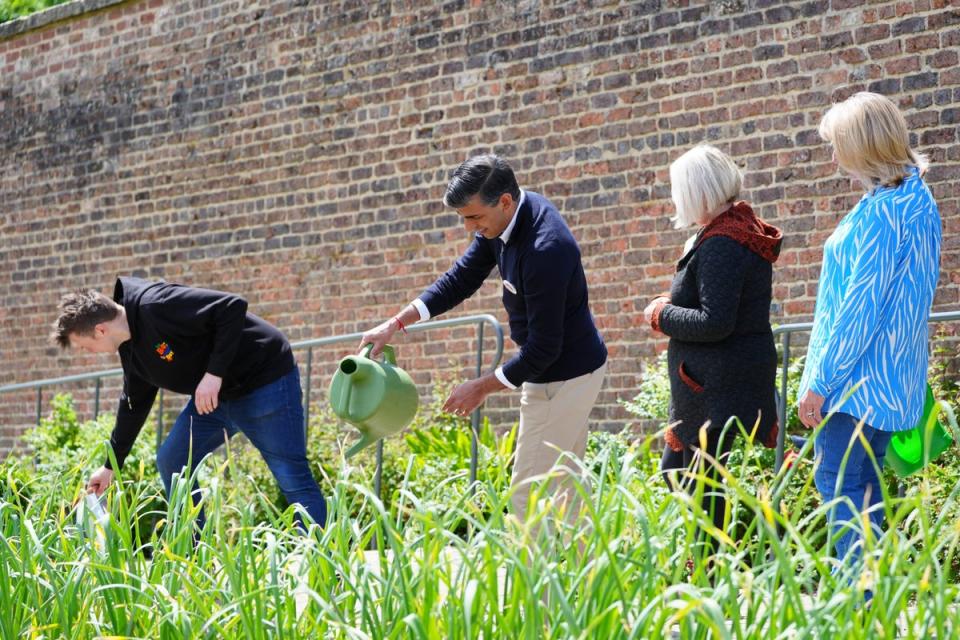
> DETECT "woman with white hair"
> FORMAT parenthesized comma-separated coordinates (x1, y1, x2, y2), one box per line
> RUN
(644, 144, 782, 552)
(798, 92, 941, 568)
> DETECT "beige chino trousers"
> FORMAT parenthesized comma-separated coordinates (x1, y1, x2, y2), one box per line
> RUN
(509, 361, 607, 522)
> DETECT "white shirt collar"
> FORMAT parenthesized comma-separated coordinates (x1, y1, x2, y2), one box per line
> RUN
(499, 189, 525, 245)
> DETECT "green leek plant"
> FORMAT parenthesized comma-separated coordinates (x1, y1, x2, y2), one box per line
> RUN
(2, 401, 960, 637)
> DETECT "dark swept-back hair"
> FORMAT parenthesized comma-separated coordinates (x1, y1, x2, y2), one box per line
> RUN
(51, 288, 120, 349)
(443, 154, 521, 208)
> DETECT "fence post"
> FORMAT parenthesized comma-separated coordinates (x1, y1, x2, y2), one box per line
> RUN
(775, 331, 791, 472)
(469, 321, 485, 491)
(304, 347, 313, 437)
(93, 377, 101, 420)
(375, 439, 384, 501)
(156, 388, 165, 451)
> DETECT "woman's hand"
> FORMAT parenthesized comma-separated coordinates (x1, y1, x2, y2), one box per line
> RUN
(798, 389, 826, 429)
(643, 296, 670, 329)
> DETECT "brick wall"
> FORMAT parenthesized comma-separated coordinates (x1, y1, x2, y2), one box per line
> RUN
(2, 0, 958, 454)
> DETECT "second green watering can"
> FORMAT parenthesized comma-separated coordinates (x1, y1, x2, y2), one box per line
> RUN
(329, 344, 419, 458)
(886, 384, 954, 477)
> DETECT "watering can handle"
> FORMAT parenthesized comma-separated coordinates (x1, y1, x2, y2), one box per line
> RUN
(381, 345, 397, 365)
(359, 343, 397, 365)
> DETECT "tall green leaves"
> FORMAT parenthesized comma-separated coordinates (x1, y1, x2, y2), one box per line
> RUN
(4, 393, 960, 636)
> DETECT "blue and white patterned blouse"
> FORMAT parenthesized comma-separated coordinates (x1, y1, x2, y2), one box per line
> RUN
(799, 167, 941, 432)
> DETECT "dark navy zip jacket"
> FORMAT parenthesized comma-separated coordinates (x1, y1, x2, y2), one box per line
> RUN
(419, 191, 606, 387)
(106, 277, 294, 469)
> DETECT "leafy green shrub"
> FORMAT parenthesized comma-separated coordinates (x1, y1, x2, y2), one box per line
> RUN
(6, 393, 160, 498)
(0, 0, 70, 24)
(7, 383, 661, 539)
(223, 379, 518, 529)
(621, 350, 807, 436)
(930, 325, 960, 413)
(620, 350, 670, 424)
(621, 350, 806, 433)
(3, 384, 517, 533)
(0, 393, 165, 542)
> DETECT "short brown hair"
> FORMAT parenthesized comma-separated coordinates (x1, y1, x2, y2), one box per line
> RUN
(51, 289, 120, 349)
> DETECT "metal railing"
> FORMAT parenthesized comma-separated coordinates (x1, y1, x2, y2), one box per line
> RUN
(7, 306, 956, 485)
(774, 309, 960, 472)
(0, 314, 505, 498)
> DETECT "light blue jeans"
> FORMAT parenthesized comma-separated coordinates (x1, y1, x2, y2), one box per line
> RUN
(813, 412, 892, 566)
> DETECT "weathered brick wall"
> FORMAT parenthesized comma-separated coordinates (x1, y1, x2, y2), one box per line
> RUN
(2, 0, 958, 454)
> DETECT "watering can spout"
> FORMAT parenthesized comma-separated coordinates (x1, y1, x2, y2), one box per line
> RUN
(335, 356, 376, 422)
(339, 354, 375, 381)
(345, 432, 377, 459)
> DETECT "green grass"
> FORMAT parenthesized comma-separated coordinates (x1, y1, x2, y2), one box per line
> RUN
(0, 0, 70, 24)
(3, 405, 960, 638)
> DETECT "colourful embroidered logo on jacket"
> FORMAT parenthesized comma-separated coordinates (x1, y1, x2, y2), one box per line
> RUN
(154, 342, 174, 362)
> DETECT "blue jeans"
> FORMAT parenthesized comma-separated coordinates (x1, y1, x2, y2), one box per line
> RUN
(814, 412, 892, 565)
(156, 367, 326, 528)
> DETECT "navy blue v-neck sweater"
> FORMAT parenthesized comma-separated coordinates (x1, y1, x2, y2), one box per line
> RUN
(419, 191, 606, 387)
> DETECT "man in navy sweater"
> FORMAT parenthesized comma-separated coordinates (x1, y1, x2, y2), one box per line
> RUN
(360, 155, 607, 521)
(53, 278, 327, 528)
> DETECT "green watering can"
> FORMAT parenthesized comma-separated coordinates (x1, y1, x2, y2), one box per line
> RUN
(886, 384, 954, 478)
(329, 344, 419, 459)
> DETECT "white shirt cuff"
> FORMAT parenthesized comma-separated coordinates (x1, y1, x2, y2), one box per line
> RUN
(494, 366, 517, 390)
(410, 298, 430, 322)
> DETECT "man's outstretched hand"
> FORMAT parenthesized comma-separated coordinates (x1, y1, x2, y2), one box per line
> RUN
(195, 372, 223, 415)
(86, 466, 114, 496)
(442, 374, 506, 417)
(358, 318, 400, 357)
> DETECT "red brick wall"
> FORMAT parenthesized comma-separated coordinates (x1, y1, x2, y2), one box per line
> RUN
(2, 0, 958, 453)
